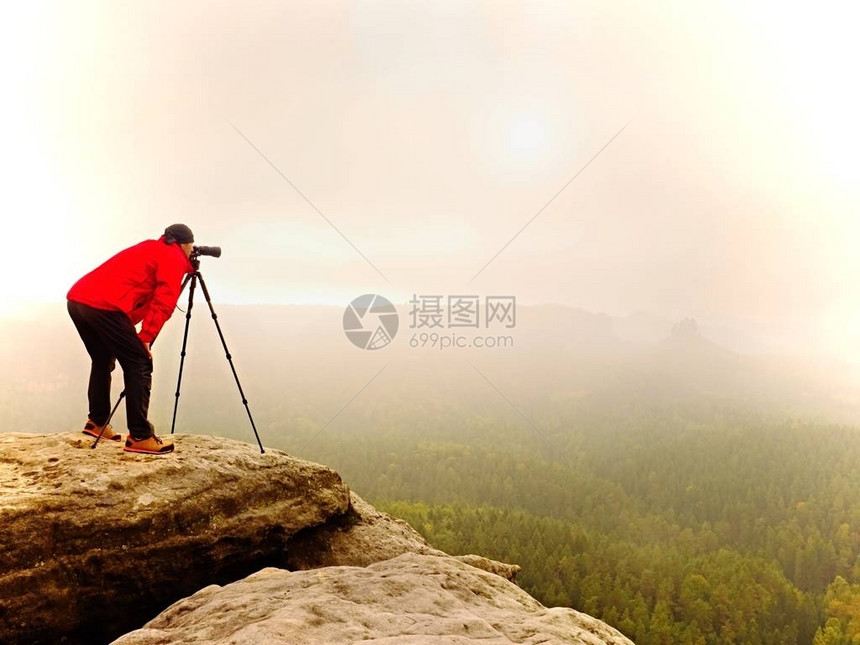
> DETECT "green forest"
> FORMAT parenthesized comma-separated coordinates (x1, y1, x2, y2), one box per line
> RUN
(299, 399, 860, 644)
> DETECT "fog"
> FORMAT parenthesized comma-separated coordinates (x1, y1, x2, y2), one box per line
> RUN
(4, 2, 860, 627)
(3, 301, 859, 452)
(4, 7, 860, 638)
(3, 0, 860, 469)
(2, 1, 858, 366)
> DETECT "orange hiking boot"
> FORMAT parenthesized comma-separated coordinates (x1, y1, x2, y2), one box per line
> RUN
(82, 419, 121, 442)
(123, 434, 175, 455)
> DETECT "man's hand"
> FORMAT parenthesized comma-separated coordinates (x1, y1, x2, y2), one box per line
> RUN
(142, 341, 152, 359)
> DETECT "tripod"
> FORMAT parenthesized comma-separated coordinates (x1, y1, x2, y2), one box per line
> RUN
(91, 256, 265, 453)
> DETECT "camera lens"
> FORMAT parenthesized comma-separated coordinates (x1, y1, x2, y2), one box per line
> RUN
(192, 246, 222, 258)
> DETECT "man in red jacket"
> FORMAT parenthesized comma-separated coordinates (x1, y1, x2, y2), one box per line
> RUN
(67, 224, 195, 455)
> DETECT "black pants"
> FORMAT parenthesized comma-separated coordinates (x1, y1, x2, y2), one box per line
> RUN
(67, 300, 154, 439)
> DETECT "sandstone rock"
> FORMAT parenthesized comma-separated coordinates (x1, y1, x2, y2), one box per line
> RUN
(0, 432, 349, 645)
(453, 553, 521, 582)
(286, 491, 521, 582)
(1, 432, 633, 645)
(113, 552, 634, 645)
(285, 491, 443, 568)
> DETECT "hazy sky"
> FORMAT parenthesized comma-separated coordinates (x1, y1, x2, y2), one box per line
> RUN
(2, 1, 858, 359)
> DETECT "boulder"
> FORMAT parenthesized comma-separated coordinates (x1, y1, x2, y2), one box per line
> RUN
(113, 552, 634, 645)
(286, 491, 521, 582)
(0, 432, 350, 645)
(285, 491, 443, 568)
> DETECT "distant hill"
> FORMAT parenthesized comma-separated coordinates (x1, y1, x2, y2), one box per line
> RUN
(1, 302, 859, 433)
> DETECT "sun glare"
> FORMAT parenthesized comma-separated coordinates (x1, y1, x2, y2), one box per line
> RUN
(506, 114, 547, 154)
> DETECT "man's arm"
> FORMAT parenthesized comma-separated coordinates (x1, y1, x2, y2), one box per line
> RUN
(138, 252, 189, 345)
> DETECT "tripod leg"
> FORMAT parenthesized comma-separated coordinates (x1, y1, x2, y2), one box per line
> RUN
(170, 274, 197, 435)
(196, 272, 265, 454)
(91, 390, 126, 449)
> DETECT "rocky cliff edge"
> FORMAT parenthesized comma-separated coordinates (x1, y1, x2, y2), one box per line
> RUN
(0, 432, 633, 645)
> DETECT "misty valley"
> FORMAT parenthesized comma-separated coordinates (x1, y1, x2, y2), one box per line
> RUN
(5, 303, 860, 644)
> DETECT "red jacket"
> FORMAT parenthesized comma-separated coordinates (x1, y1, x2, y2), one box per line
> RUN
(68, 236, 193, 343)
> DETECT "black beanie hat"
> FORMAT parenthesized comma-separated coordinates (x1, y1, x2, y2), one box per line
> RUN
(164, 223, 194, 244)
